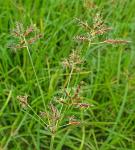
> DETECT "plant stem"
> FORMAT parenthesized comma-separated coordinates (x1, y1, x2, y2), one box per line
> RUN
(28, 105, 48, 127)
(50, 134, 55, 150)
(67, 65, 74, 88)
(23, 37, 46, 110)
(64, 65, 74, 88)
(55, 65, 74, 131)
(79, 110, 85, 150)
(59, 65, 74, 116)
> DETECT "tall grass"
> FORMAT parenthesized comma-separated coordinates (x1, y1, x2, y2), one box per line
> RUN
(0, 0, 135, 150)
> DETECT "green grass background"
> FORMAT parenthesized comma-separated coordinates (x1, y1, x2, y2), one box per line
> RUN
(0, 0, 135, 149)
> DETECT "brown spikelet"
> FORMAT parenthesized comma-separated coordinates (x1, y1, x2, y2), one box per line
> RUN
(93, 13, 103, 30)
(23, 26, 34, 36)
(61, 58, 70, 68)
(72, 81, 84, 101)
(27, 37, 36, 44)
(72, 103, 94, 108)
(68, 116, 80, 125)
(48, 103, 60, 133)
(75, 18, 91, 31)
(58, 99, 68, 105)
(65, 90, 72, 99)
(9, 45, 27, 49)
(62, 50, 83, 69)
(74, 35, 89, 42)
(20, 40, 25, 45)
(69, 50, 82, 65)
(17, 95, 28, 108)
(72, 84, 81, 100)
(27, 34, 43, 44)
(15, 22, 24, 35)
(50, 103, 60, 121)
(39, 111, 47, 117)
(68, 121, 80, 125)
(10, 23, 43, 51)
(93, 27, 112, 35)
(12, 30, 20, 37)
(104, 39, 131, 44)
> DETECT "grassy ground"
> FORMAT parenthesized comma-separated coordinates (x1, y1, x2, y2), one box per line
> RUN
(0, 0, 135, 149)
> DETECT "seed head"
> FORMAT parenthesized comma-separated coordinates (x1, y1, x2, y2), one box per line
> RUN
(17, 95, 28, 108)
(39, 111, 47, 117)
(104, 39, 131, 44)
(10, 22, 43, 51)
(74, 35, 89, 42)
(75, 18, 91, 31)
(49, 103, 60, 121)
(62, 50, 83, 69)
(23, 25, 34, 36)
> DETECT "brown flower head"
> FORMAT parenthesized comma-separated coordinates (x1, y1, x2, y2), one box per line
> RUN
(17, 95, 28, 108)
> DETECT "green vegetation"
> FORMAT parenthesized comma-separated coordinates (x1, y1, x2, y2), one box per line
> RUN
(0, 0, 135, 149)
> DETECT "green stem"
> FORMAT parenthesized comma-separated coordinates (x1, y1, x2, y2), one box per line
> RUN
(23, 37, 46, 110)
(50, 134, 55, 150)
(117, 48, 122, 84)
(23, 37, 51, 126)
(64, 65, 74, 88)
(55, 65, 74, 131)
(67, 65, 74, 88)
(28, 105, 48, 127)
(23, 46, 27, 70)
(79, 110, 85, 150)
(59, 65, 74, 117)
